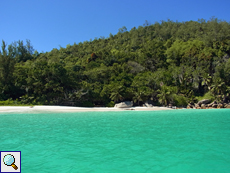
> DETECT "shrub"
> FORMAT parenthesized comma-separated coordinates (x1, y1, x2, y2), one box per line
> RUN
(80, 101, 94, 107)
(0, 99, 33, 106)
(172, 94, 188, 107)
(106, 101, 115, 107)
(196, 91, 215, 102)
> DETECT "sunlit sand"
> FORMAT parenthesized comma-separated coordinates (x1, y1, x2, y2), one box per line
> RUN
(0, 106, 172, 113)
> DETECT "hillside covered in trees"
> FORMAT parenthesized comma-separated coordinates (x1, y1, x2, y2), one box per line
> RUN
(1, 18, 230, 107)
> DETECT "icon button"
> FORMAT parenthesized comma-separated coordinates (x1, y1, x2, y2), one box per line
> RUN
(3, 154, 18, 170)
(1, 151, 21, 173)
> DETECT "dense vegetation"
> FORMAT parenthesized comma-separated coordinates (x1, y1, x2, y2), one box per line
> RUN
(1, 18, 230, 107)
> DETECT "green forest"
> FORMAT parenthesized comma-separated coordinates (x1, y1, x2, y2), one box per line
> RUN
(1, 18, 230, 107)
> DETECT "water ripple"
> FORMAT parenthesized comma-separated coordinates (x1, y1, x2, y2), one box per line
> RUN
(0, 109, 230, 172)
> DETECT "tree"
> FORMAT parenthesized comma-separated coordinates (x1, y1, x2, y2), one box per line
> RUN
(1, 19, 230, 106)
(118, 26, 127, 34)
(12, 40, 34, 62)
(210, 78, 228, 102)
(157, 86, 175, 106)
(0, 40, 16, 99)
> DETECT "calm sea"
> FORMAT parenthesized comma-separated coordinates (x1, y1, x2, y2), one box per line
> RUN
(0, 109, 230, 173)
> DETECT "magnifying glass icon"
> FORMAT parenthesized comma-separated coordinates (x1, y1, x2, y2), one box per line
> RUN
(3, 154, 18, 170)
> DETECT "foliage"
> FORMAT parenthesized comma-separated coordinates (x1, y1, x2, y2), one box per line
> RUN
(195, 91, 215, 102)
(0, 18, 230, 107)
(172, 94, 188, 107)
(106, 101, 115, 107)
(0, 99, 33, 106)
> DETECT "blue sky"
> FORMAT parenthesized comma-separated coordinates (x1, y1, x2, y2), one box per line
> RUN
(1, 0, 230, 53)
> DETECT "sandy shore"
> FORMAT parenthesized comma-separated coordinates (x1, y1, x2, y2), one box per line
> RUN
(0, 106, 172, 113)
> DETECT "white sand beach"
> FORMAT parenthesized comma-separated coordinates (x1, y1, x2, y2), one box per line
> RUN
(0, 106, 172, 113)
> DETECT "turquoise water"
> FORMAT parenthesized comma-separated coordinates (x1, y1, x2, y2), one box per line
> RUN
(1, 109, 230, 173)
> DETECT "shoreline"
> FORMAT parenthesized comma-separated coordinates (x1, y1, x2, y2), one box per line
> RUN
(0, 105, 173, 113)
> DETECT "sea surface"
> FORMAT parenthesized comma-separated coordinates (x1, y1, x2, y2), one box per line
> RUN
(0, 109, 230, 173)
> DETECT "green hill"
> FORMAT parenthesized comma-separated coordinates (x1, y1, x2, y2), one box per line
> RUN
(1, 18, 230, 106)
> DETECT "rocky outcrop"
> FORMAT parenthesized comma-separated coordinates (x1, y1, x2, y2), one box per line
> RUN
(212, 104, 218, 108)
(195, 103, 199, 109)
(225, 104, 230, 108)
(197, 99, 211, 106)
(187, 99, 230, 109)
(187, 103, 193, 109)
(201, 104, 206, 109)
(217, 104, 224, 108)
(114, 101, 133, 108)
(207, 101, 217, 107)
(143, 103, 153, 107)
